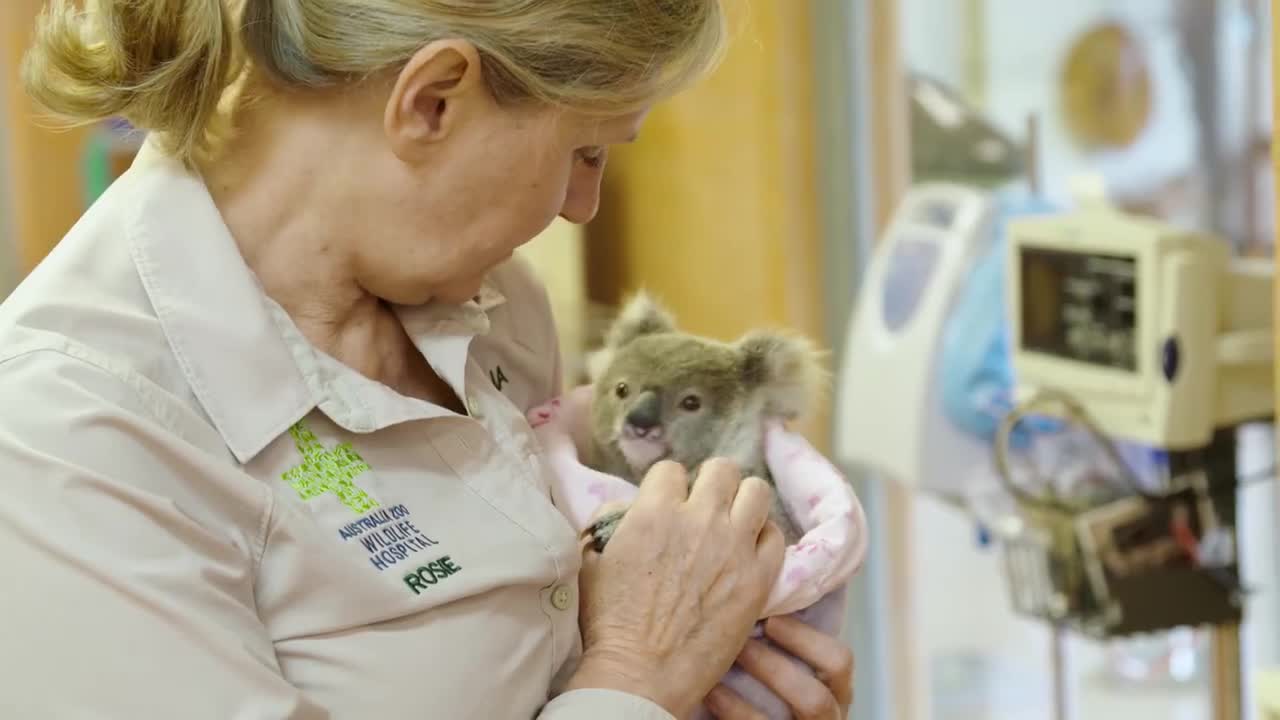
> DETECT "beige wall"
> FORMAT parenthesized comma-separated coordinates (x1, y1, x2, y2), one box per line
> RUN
(1, 1, 89, 275)
(0, 40, 18, 296)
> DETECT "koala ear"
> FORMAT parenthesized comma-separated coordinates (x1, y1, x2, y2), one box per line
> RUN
(736, 330, 829, 420)
(602, 290, 676, 350)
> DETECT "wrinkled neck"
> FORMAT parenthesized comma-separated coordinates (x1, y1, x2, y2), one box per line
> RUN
(198, 85, 421, 388)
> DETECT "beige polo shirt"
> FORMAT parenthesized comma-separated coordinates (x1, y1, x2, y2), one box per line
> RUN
(0, 142, 671, 719)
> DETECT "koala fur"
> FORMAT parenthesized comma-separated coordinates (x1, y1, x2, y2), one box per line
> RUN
(584, 291, 827, 550)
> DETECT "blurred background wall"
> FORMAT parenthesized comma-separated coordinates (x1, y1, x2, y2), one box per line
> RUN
(0, 32, 16, 299)
(1, 0, 89, 278)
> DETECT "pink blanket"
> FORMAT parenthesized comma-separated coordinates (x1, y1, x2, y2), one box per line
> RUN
(527, 386, 868, 718)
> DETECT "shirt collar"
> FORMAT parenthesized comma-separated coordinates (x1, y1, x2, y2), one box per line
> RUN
(124, 139, 506, 463)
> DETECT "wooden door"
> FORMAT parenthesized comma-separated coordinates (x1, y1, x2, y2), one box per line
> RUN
(0, 0, 90, 274)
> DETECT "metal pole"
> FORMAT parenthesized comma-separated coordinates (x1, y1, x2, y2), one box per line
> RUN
(1210, 622, 1242, 720)
(1051, 624, 1070, 720)
(1026, 109, 1068, 720)
(1026, 113, 1041, 195)
(1177, 0, 1226, 241)
(1241, 0, 1263, 254)
(811, 3, 889, 718)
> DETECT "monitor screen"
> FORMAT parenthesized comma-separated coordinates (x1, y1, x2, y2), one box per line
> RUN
(880, 236, 939, 332)
(1020, 246, 1138, 371)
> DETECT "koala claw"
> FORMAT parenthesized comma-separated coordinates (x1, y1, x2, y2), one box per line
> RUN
(588, 509, 627, 553)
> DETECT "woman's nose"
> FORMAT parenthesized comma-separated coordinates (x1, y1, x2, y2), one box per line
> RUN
(558, 170, 604, 224)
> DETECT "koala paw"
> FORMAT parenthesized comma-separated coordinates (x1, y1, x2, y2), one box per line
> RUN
(587, 509, 627, 553)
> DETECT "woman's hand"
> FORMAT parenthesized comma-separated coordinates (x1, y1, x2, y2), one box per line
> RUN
(564, 458, 787, 719)
(704, 616, 855, 719)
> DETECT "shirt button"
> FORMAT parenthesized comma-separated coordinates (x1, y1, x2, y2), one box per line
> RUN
(467, 396, 482, 419)
(550, 584, 573, 611)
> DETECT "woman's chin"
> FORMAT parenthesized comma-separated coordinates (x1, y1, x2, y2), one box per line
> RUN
(425, 278, 487, 306)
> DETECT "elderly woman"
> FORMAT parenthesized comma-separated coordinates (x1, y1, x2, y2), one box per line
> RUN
(1, 1, 854, 718)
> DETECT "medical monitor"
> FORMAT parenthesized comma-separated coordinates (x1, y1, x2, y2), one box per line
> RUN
(1006, 206, 1271, 450)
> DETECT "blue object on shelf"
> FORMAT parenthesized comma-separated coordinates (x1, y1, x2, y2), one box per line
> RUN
(938, 190, 1062, 450)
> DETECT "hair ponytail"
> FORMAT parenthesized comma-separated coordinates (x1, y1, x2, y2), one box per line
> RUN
(20, 0, 241, 167)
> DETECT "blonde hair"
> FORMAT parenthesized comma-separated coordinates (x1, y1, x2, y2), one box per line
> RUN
(21, 0, 726, 167)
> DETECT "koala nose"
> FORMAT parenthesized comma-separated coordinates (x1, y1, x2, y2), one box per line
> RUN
(624, 392, 662, 437)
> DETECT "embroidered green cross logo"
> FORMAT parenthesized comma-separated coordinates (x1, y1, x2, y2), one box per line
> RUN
(281, 421, 380, 515)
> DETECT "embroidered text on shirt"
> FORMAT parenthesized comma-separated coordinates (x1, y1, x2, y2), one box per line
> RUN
(403, 556, 464, 594)
(489, 365, 509, 391)
(336, 503, 444, 572)
(282, 421, 381, 515)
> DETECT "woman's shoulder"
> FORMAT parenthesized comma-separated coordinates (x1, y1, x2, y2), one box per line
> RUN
(0, 157, 229, 444)
(0, 247, 226, 462)
(0, 216, 268, 543)
(0, 332, 225, 456)
(0, 235, 192, 397)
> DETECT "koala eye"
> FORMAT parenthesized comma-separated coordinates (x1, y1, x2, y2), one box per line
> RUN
(615, 382, 629, 399)
(680, 394, 702, 412)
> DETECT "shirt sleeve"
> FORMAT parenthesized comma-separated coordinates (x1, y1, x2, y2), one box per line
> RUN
(0, 349, 325, 719)
(538, 689, 676, 719)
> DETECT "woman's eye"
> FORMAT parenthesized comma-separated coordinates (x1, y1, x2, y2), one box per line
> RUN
(576, 146, 606, 168)
(615, 382, 629, 399)
(680, 395, 701, 412)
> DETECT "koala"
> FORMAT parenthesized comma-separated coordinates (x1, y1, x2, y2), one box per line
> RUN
(583, 291, 827, 551)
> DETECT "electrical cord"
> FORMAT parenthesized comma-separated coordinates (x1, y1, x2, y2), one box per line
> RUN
(992, 387, 1262, 606)
(993, 386, 1159, 512)
(994, 386, 1278, 501)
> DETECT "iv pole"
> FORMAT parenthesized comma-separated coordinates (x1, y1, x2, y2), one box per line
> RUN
(1211, 622, 1242, 720)
(1207, 0, 1263, 713)
(1022, 110, 1071, 720)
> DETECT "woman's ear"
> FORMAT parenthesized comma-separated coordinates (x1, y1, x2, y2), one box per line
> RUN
(383, 39, 486, 161)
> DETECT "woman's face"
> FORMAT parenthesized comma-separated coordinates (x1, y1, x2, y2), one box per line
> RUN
(351, 41, 647, 306)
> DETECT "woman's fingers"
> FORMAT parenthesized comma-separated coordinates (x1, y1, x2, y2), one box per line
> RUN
(632, 460, 690, 509)
(728, 475, 774, 537)
(763, 616, 855, 708)
(755, 521, 786, 575)
(735, 639, 840, 720)
(687, 457, 744, 514)
(704, 685, 768, 719)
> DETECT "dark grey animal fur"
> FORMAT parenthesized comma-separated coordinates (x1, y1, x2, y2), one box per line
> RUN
(584, 292, 826, 550)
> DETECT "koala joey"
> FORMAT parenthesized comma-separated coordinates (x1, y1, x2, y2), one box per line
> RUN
(584, 291, 827, 552)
